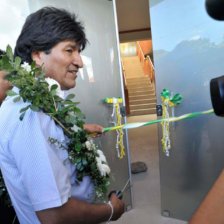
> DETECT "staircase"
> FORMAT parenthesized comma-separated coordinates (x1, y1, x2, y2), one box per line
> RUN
(123, 56, 156, 116)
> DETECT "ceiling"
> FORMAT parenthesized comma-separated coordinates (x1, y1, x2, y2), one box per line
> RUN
(115, 0, 165, 42)
(116, 0, 150, 32)
(115, 0, 151, 42)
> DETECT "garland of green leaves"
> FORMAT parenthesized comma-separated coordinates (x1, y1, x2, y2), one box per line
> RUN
(0, 45, 110, 203)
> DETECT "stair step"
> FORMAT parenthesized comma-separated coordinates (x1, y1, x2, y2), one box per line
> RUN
(129, 93, 154, 98)
(128, 88, 154, 93)
(130, 98, 156, 104)
(127, 83, 152, 89)
(130, 98, 156, 105)
(126, 74, 145, 78)
(126, 76, 149, 80)
(126, 76, 145, 80)
(128, 85, 152, 90)
(127, 77, 149, 82)
(130, 103, 156, 110)
(129, 93, 155, 99)
(130, 108, 156, 116)
(125, 71, 144, 75)
(127, 80, 150, 84)
(128, 89, 154, 94)
(128, 86, 153, 92)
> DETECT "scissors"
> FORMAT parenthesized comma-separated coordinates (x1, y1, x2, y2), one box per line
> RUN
(108, 178, 131, 200)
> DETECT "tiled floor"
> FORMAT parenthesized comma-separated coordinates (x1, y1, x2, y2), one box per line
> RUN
(113, 114, 187, 224)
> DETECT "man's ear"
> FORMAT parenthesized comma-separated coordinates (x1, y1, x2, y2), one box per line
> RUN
(32, 51, 43, 67)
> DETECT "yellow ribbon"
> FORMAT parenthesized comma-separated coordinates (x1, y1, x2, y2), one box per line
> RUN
(115, 103, 125, 159)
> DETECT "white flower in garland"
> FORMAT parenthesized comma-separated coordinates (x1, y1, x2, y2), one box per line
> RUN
(96, 149, 110, 177)
(96, 150, 106, 163)
(85, 140, 91, 149)
(45, 77, 65, 99)
(97, 163, 111, 177)
(21, 62, 31, 73)
(85, 139, 96, 151)
(71, 125, 81, 133)
(84, 139, 110, 176)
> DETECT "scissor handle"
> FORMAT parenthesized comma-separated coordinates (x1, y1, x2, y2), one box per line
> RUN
(108, 190, 123, 200)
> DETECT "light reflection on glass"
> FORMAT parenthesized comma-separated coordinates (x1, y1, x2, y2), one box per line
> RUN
(80, 55, 94, 82)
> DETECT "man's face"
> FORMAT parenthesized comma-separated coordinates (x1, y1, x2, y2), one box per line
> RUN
(33, 40, 83, 90)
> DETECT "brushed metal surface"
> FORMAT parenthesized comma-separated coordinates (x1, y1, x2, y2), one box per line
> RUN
(150, 0, 224, 220)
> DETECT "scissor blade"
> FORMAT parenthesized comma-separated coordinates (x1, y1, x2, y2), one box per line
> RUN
(121, 178, 130, 193)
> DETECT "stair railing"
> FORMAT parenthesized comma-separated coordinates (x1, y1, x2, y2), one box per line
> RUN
(121, 60, 130, 115)
(136, 41, 156, 95)
(122, 60, 127, 87)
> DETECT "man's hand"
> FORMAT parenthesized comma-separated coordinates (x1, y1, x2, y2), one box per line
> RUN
(83, 124, 104, 137)
(109, 193, 125, 221)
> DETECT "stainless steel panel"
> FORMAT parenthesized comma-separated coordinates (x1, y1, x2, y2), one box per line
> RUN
(0, 0, 132, 208)
(150, 0, 224, 220)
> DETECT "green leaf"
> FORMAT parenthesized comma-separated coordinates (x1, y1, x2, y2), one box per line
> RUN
(82, 158, 88, 166)
(38, 72, 45, 79)
(74, 107, 81, 113)
(65, 115, 77, 125)
(30, 105, 39, 112)
(76, 163, 83, 170)
(19, 112, 26, 120)
(50, 84, 58, 91)
(51, 89, 56, 96)
(79, 166, 84, 171)
(90, 163, 96, 171)
(105, 180, 110, 186)
(13, 96, 21, 103)
(14, 57, 21, 68)
(65, 115, 71, 123)
(56, 102, 63, 111)
(60, 105, 75, 114)
(31, 61, 36, 70)
(20, 105, 30, 113)
(76, 157, 81, 163)
(64, 100, 73, 105)
(6, 90, 17, 96)
(102, 186, 107, 194)
(65, 94, 75, 101)
(75, 142, 82, 152)
(6, 45, 13, 61)
(34, 94, 41, 105)
(3, 74, 12, 81)
(0, 55, 11, 70)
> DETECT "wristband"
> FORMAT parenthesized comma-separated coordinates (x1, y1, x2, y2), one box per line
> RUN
(106, 200, 114, 223)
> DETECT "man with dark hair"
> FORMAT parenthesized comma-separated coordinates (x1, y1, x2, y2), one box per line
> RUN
(14, 7, 87, 65)
(0, 7, 124, 224)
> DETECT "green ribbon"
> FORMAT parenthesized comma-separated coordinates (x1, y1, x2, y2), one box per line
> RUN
(171, 94, 182, 105)
(161, 89, 182, 105)
(103, 109, 214, 133)
(161, 89, 170, 99)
